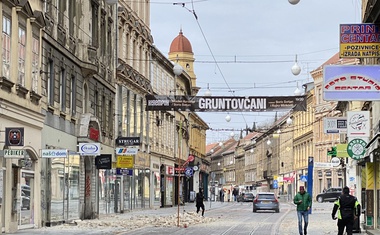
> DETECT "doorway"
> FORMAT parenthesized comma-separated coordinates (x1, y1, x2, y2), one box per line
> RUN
(18, 169, 34, 228)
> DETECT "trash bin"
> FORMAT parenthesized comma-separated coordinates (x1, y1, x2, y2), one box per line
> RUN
(189, 191, 196, 202)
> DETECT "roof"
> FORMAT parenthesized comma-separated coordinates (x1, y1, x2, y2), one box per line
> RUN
(169, 29, 193, 54)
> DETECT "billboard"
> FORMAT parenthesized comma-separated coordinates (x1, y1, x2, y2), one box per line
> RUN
(340, 24, 380, 58)
(323, 65, 380, 101)
(145, 95, 307, 112)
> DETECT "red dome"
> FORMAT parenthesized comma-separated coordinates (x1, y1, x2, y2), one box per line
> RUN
(169, 30, 193, 53)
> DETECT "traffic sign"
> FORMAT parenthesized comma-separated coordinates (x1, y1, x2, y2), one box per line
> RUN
(273, 180, 278, 189)
(300, 175, 308, 182)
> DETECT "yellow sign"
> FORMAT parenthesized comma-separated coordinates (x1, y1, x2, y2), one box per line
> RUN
(116, 155, 134, 168)
(336, 144, 349, 158)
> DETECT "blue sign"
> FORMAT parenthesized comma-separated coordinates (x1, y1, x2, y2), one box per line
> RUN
(273, 180, 278, 189)
(300, 175, 308, 182)
(185, 167, 194, 178)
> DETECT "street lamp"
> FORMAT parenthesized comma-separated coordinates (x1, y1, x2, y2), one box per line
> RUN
(291, 55, 301, 76)
(173, 63, 183, 227)
(288, 0, 300, 5)
(225, 114, 231, 122)
(286, 117, 293, 125)
(204, 83, 212, 96)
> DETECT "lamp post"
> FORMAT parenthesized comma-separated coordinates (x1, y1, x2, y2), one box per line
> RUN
(173, 63, 183, 227)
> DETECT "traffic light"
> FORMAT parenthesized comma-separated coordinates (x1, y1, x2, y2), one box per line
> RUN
(327, 147, 337, 157)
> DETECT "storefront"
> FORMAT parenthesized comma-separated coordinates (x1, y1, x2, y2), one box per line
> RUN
(160, 163, 174, 207)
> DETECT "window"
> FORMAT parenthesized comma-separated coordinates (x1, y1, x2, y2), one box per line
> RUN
(60, 68, 66, 111)
(70, 75, 76, 115)
(91, 1, 98, 47)
(31, 37, 39, 92)
(2, 16, 11, 79)
(18, 27, 26, 86)
(94, 90, 99, 116)
(47, 60, 54, 106)
(58, 0, 66, 25)
(108, 100, 113, 133)
(102, 95, 106, 131)
(68, 0, 76, 36)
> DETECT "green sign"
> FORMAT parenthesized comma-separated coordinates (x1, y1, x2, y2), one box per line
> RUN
(347, 139, 367, 160)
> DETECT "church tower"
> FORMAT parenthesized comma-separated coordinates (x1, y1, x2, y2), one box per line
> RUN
(168, 29, 199, 95)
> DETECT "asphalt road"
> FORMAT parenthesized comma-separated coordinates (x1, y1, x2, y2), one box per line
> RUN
(14, 200, 364, 235)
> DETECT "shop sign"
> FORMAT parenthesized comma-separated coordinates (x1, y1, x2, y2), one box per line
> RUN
(115, 137, 140, 146)
(347, 111, 370, 137)
(5, 127, 24, 146)
(323, 65, 380, 101)
(340, 24, 380, 58)
(95, 154, 112, 169)
(41, 149, 67, 158)
(116, 155, 134, 169)
(323, 117, 347, 134)
(79, 143, 100, 156)
(2, 149, 25, 159)
(347, 138, 367, 160)
(116, 147, 138, 155)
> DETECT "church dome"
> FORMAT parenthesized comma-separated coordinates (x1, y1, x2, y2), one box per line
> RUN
(169, 30, 193, 53)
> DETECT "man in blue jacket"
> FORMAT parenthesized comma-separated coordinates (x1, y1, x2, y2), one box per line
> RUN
(331, 186, 360, 235)
(293, 186, 312, 235)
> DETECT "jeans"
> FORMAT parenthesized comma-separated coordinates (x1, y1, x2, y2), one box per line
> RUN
(297, 210, 309, 235)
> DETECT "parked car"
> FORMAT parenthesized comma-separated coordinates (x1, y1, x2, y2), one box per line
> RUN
(316, 187, 342, 203)
(253, 192, 279, 213)
(237, 193, 255, 202)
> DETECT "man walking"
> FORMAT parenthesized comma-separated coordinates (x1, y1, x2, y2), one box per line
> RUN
(331, 186, 361, 235)
(293, 186, 312, 235)
(196, 189, 205, 217)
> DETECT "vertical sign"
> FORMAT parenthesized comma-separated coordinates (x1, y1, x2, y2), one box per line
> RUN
(307, 156, 314, 214)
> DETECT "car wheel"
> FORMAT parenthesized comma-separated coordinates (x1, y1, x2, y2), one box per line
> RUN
(275, 209, 280, 213)
(317, 196, 323, 203)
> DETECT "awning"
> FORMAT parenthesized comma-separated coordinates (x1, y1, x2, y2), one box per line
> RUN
(364, 133, 380, 158)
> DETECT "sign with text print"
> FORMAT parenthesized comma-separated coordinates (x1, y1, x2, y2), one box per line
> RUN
(323, 65, 380, 101)
(347, 111, 370, 137)
(116, 155, 134, 168)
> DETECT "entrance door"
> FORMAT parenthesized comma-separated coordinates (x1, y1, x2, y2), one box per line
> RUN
(18, 169, 34, 228)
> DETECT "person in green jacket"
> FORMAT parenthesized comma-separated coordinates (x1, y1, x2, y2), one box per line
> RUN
(293, 186, 312, 235)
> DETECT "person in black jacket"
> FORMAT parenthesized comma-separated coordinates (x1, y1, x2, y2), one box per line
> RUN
(331, 186, 361, 235)
(196, 189, 205, 217)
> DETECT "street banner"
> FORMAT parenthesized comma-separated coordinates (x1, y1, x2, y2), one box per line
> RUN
(145, 95, 306, 112)
(340, 24, 380, 58)
(323, 65, 380, 101)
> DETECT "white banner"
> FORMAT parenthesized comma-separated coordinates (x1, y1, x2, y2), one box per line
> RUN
(41, 149, 68, 158)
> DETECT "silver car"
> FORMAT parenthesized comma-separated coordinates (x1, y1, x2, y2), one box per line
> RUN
(253, 192, 279, 213)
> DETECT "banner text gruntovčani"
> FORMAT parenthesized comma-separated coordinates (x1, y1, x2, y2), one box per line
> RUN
(198, 97, 266, 110)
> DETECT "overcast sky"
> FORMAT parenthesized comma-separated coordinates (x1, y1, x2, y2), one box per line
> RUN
(150, 0, 361, 143)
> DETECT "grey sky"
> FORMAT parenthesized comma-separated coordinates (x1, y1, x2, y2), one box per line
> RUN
(150, 0, 361, 143)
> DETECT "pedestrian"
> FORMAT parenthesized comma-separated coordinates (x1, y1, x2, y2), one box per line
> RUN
(227, 190, 231, 202)
(220, 189, 224, 202)
(196, 189, 205, 217)
(293, 186, 312, 235)
(331, 186, 361, 235)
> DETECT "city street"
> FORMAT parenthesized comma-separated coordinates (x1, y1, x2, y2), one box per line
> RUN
(14, 200, 365, 235)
